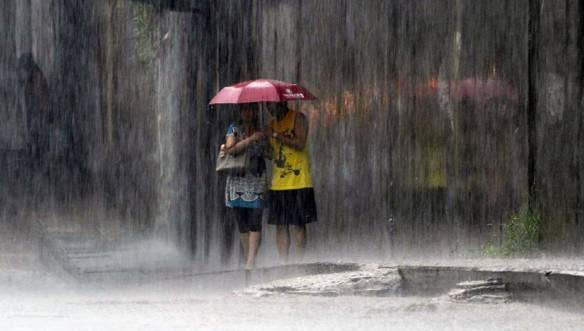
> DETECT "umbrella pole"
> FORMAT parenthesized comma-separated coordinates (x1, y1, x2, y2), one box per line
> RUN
(259, 103, 265, 129)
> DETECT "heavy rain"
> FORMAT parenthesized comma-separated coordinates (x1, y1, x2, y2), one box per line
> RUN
(1, 0, 584, 330)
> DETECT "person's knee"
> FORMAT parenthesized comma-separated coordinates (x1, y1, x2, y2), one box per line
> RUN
(292, 225, 306, 236)
(292, 226, 306, 243)
(249, 231, 261, 242)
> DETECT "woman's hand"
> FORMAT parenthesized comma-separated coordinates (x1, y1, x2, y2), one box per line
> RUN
(249, 132, 265, 142)
(219, 144, 226, 158)
(226, 131, 264, 155)
(264, 126, 274, 137)
(265, 113, 308, 150)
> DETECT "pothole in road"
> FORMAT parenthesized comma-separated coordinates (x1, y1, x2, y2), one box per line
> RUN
(237, 264, 515, 306)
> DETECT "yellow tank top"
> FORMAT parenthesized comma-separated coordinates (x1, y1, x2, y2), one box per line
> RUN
(269, 110, 313, 190)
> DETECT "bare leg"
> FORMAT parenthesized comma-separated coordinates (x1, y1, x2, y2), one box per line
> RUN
(239, 232, 249, 267)
(245, 231, 261, 270)
(292, 225, 306, 262)
(276, 225, 290, 264)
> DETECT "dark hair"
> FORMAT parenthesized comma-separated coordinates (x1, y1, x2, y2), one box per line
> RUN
(236, 104, 259, 126)
(239, 103, 259, 111)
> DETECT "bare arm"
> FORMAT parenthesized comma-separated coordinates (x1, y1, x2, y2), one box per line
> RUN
(268, 112, 308, 150)
(224, 131, 264, 155)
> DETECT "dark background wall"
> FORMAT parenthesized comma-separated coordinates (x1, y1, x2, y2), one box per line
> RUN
(185, 0, 584, 259)
(1, 0, 583, 267)
(251, 0, 529, 257)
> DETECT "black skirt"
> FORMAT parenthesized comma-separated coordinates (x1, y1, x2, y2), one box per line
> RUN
(267, 188, 318, 226)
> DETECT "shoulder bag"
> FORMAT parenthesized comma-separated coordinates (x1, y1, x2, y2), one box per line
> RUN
(215, 146, 249, 173)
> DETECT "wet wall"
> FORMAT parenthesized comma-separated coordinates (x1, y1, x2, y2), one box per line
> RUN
(1, 0, 583, 267)
(536, 0, 584, 251)
(0, 0, 158, 240)
(0, 0, 102, 219)
(152, 0, 584, 258)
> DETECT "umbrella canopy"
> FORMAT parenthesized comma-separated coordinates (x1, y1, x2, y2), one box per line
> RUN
(209, 79, 316, 105)
(456, 78, 518, 104)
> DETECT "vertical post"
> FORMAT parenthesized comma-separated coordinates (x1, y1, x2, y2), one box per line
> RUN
(15, 0, 32, 57)
(0, 0, 17, 77)
(452, 0, 463, 87)
(576, 0, 584, 250)
(527, 0, 540, 212)
(451, 0, 463, 247)
(99, 0, 115, 148)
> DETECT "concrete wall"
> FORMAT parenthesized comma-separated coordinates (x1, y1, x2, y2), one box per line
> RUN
(203, 0, 584, 258)
(1, 0, 583, 266)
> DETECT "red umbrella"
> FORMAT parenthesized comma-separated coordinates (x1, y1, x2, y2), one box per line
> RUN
(456, 78, 518, 104)
(209, 78, 316, 105)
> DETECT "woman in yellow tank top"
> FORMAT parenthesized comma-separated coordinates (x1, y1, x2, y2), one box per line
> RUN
(265, 102, 318, 263)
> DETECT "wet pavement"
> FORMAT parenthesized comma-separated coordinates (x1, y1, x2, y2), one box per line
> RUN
(2, 222, 584, 330)
(2, 272, 584, 331)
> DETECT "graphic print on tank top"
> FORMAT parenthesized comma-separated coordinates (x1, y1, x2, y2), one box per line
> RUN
(270, 110, 313, 190)
(274, 128, 302, 179)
